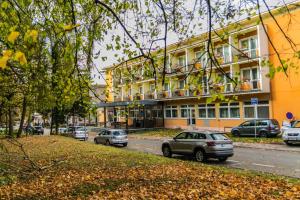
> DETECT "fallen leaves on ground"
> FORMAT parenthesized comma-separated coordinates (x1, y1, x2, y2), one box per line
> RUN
(0, 136, 299, 200)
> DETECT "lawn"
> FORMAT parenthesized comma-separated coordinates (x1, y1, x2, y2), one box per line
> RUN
(0, 136, 299, 199)
(131, 129, 284, 144)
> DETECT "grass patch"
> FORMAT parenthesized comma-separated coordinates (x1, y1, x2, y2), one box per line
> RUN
(132, 129, 284, 144)
(131, 128, 182, 138)
(226, 133, 283, 144)
(0, 136, 299, 199)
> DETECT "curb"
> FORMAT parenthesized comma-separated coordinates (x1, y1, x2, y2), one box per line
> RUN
(129, 136, 300, 153)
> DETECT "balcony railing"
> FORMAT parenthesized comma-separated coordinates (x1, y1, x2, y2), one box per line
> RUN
(172, 89, 188, 97)
(144, 92, 156, 99)
(157, 90, 171, 98)
(236, 49, 259, 61)
(133, 94, 144, 100)
(114, 96, 122, 102)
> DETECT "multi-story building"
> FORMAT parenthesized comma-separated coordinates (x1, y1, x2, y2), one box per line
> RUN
(100, 2, 300, 130)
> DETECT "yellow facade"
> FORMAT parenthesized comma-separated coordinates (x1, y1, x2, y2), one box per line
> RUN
(104, 3, 300, 130)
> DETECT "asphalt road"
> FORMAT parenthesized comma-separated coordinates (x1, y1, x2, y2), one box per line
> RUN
(126, 138, 300, 178)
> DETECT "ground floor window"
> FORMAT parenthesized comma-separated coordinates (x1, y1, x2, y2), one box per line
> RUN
(244, 101, 269, 119)
(219, 102, 240, 118)
(165, 105, 178, 118)
(198, 104, 216, 118)
(180, 105, 195, 118)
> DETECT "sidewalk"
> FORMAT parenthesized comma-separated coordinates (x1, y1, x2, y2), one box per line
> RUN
(234, 142, 300, 152)
(128, 135, 300, 153)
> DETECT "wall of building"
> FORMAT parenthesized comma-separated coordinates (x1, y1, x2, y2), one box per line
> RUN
(265, 8, 300, 124)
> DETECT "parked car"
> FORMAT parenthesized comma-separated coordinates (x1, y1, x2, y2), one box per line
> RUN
(282, 120, 300, 145)
(94, 129, 128, 147)
(72, 127, 88, 141)
(67, 126, 83, 134)
(281, 120, 297, 135)
(161, 131, 233, 162)
(231, 119, 280, 138)
(58, 127, 68, 134)
(33, 126, 44, 135)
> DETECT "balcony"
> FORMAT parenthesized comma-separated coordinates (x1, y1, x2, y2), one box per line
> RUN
(157, 90, 171, 99)
(122, 95, 133, 101)
(171, 65, 186, 74)
(133, 93, 144, 100)
(114, 96, 122, 102)
(236, 49, 259, 62)
(172, 89, 188, 97)
(240, 80, 261, 92)
(144, 92, 156, 99)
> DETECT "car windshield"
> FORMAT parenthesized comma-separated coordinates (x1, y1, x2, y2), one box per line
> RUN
(211, 133, 229, 140)
(113, 131, 126, 136)
(35, 126, 42, 129)
(292, 121, 300, 128)
(77, 127, 86, 131)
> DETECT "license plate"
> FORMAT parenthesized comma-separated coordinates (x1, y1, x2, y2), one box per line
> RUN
(289, 138, 297, 140)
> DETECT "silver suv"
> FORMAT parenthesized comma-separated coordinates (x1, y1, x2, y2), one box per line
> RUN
(162, 131, 233, 162)
(94, 129, 128, 147)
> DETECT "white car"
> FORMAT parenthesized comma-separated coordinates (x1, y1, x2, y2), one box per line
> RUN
(282, 120, 300, 145)
(73, 127, 88, 141)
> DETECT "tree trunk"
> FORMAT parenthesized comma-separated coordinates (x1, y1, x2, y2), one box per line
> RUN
(50, 109, 54, 135)
(8, 107, 14, 137)
(17, 96, 27, 138)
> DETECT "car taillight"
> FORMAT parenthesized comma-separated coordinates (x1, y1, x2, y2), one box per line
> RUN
(206, 141, 216, 146)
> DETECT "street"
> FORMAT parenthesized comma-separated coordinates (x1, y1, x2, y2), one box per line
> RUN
(124, 138, 300, 178)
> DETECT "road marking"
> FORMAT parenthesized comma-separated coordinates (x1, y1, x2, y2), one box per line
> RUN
(252, 163, 275, 168)
(228, 160, 240, 163)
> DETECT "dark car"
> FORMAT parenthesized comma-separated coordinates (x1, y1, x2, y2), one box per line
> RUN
(231, 119, 280, 138)
(33, 126, 44, 135)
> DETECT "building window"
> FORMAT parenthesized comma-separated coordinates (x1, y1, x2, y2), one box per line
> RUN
(241, 68, 260, 90)
(180, 105, 188, 118)
(217, 72, 232, 92)
(240, 37, 257, 58)
(139, 86, 143, 94)
(165, 105, 178, 118)
(180, 105, 195, 118)
(150, 84, 155, 92)
(195, 51, 207, 67)
(219, 102, 240, 119)
(179, 79, 185, 89)
(244, 101, 269, 119)
(215, 45, 230, 63)
(178, 55, 186, 67)
(163, 82, 170, 91)
(198, 104, 216, 118)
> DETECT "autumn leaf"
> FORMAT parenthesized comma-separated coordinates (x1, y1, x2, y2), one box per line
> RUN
(24, 30, 38, 42)
(3, 50, 13, 57)
(7, 31, 20, 44)
(0, 56, 9, 69)
(63, 24, 80, 31)
(14, 51, 27, 65)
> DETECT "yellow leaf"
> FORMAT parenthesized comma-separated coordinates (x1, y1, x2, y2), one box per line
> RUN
(63, 24, 80, 31)
(0, 56, 9, 69)
(7, 31, 20, 44)
(25, 30, 38, 42)
(3, 50, 13, 57)
(14, 51, 27, 65)
(1, 1, 9, 9)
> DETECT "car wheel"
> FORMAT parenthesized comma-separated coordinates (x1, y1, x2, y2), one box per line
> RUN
(218, 157, 228, 162)
(122, 143, 128, 147)
(105, 140, 110, 146)
(232, 130, 240, 137)
(94, 138, 98, 144)
(195, 149, 206, 162)
(162, 146, 172, 158)
(259, 131, 268, 138)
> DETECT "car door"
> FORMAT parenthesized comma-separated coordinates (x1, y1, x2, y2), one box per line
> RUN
(239, 121, 253, 136)
(169, 132, 187, 154)
(182, 132, 200, 153)
(97, 130, 107, 144)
